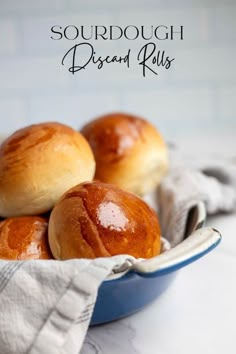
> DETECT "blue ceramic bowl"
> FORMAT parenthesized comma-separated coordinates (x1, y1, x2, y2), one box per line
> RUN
(90, 202, 221, 325)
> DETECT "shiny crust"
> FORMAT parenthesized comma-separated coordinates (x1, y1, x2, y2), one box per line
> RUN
(81, 113, 169, 196)
(0, 122, 95, 217)
(0, 216, 52, 260)
(49, 181, 161, 260)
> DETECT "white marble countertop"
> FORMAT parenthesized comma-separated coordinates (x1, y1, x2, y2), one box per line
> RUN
(81, 136, 236, 354)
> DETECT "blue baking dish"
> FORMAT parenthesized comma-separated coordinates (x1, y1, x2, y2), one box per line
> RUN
(90, 202, 221, 325)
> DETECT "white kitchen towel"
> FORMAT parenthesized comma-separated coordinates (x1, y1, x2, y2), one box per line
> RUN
(0, 163, 235, 354)
(158, 164, 236, 246)
(0, 256, 137, 354)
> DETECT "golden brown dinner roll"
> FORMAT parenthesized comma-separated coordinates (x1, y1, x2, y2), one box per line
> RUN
(81, 113, 168, 196)
(0, 216, 53, 260)
(48, 181, 161, 260)
(0, 122, 95, 217)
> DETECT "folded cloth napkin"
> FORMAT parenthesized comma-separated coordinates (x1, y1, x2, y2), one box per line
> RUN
(0, 163, 235, 354)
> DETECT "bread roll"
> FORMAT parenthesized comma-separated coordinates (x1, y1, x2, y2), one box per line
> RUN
(81, 113, 168, 196)
(0, 216, 52, 260)
(0, 122, 95, 217)
(48, 181, 161, 260)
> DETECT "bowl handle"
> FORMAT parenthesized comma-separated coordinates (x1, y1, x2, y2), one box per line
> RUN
(133, 227, 222, 277)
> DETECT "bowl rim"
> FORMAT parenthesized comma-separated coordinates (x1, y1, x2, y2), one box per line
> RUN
(104, 202, 221, 281)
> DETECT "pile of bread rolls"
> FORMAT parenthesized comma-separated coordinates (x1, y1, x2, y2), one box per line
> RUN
(0, 113, 169, 261)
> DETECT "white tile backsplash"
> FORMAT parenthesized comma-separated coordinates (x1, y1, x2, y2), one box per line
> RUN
(218, 86, 236, 120)
(0, 1, 235, 138)
(1, 0, 65, 15)
(0, 19, 17, 54)
(28, 93, 120, 129)
(123, 88, 212, 120)
(121, 88, 213, 138)
(173, 47, 236, 82)
(208, 7, 236, 43)
(0, 98, 28, 136)
(0, 56, 71, 92)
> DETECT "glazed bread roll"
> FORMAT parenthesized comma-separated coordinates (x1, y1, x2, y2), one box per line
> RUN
(49, 181, 161, 260)
(0, 122, 95, 217)
(0, 216, 52, 260)
(81, 113, 168, 196)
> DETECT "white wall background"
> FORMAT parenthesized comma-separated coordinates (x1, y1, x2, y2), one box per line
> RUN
(0, 0, 235, 141)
